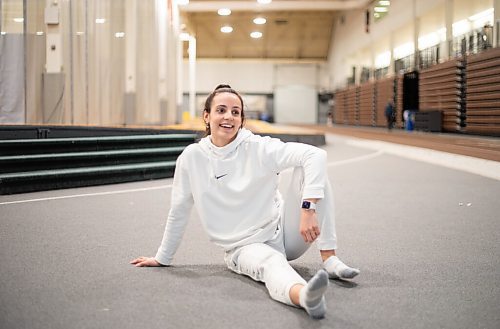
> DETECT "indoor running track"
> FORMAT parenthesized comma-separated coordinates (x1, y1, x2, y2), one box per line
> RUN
(1, 133, 499, 329)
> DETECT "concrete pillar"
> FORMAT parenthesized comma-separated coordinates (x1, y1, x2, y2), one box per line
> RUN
(494, 0, 500, 47)
(166, 0, 179, 124)
(188, 36, 196, 119)
(177, 38, 184, 122)
(124, 0, 137, 125)
(157, 0, 168, 124)
(370, 40, 375, 81)
(389, 32, 395, 74)
(442, 0, 454, 60)
(43, 0, 65, 124)
(45, 0, 62, 73)
(413, 0, 420, 70)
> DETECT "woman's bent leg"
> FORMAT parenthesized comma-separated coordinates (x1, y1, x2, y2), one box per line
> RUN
(282, 167, 337, 261)
(281, 168, 359, 280)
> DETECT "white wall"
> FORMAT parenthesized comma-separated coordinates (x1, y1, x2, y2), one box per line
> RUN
(183, 59, 275, 93)
(274, 85, 318, 124)
(182, 59, 328, 123)
(274, 64, 318, 124)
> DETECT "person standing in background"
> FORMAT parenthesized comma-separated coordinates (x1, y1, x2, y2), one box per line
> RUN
(385, 99, 395, 130)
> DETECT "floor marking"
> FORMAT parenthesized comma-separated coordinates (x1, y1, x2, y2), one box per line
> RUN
(4, 134, 496, 205)
(1, 151, 384, 205)
(346, 139, 500, 181)
(0, 184, 172, 206)
(327, 150, 384, 167)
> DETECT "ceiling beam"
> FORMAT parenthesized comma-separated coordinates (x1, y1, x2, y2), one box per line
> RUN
(179, 0, 372, 12)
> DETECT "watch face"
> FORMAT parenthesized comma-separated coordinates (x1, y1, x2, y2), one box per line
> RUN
(302, 200, 311, 209)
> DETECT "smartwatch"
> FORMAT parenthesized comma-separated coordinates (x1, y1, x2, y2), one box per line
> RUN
(301, 200, 317, 211)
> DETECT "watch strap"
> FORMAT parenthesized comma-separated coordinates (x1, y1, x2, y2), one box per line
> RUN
(301, 200, 317, 211)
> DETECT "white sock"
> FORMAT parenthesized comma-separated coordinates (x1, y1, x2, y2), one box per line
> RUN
(323, 256, 360, 279)
(299, 269, 329, 319)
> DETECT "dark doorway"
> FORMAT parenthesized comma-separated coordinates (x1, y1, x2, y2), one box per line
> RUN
(403, 71, 419, 115)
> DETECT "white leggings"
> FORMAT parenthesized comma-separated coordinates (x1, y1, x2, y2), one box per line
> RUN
(224, 168, 337, 306)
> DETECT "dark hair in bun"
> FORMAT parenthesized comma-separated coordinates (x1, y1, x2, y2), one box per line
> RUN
(203, 84, 245, 135)
(215, 84, 232, 90)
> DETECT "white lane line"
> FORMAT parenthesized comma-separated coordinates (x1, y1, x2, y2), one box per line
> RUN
(346, 139, 500, 181)
(1, 150, 383, 206)
(0, 184, 172, 205)
(327, 150, 384, 167)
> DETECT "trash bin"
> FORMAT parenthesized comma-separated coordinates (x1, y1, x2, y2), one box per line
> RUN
(404, 110, 415, 131)
(414, 111, 442, 132)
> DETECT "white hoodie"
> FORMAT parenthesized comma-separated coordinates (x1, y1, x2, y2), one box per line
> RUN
(155, 128, 327, 265)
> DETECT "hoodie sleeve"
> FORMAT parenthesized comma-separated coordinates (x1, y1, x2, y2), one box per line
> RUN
(260, 137, 327, 200)
(155, 150, 194, 265)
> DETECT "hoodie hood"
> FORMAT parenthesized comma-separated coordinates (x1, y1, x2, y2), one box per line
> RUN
(199, 128, 253, 159)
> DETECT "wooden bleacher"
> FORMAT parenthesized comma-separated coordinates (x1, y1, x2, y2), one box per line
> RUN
(346, 86, 358, 125)
(359, 82, 375, 126)
(465, 47, 500, 135)
(419, 59, 462, 132)
(332, 47, 500, 137)
(334, 89, 347, 124)
(334, 77, 397, 128)
(376, 77, 394, 127)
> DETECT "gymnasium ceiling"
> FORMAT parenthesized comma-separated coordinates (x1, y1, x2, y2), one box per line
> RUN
(179, 0, 372, 60)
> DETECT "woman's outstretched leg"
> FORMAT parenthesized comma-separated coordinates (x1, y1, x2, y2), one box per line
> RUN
(224, 243, 329, 318)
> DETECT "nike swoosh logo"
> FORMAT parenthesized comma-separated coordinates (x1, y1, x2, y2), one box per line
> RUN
(215, 174, 228, 180)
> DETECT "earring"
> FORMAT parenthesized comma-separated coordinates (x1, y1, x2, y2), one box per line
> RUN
(205, 122, 210, 129)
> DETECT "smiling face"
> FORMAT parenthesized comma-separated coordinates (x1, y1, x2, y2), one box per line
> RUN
(203, 92, 243, 147)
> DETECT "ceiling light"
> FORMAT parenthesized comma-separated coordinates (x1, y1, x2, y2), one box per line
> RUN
(378, 0, 390, 5)
(13, 18, 24, 23)
(36, 31, 44, 36)
(257, 0, 272, 4)
(250, 31, 263, 39)
(374, 7, 388, 13)
(95, 18, 106, 24)
(115, 32, 125, 38)
(221, 26, 233, 33)
(253, 17, 266, 25)
(218, 8, 231, 16)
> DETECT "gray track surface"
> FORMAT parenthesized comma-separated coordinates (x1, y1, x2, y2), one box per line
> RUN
(1, 133, 499, 329)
